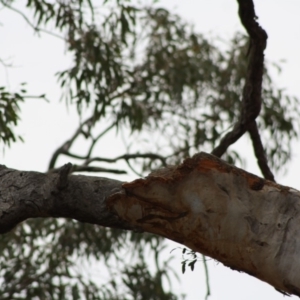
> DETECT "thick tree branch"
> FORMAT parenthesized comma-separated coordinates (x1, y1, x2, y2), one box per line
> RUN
(212, 0, 267, 157)
(0, 165, 128, 234)
(1, 153, 300, 296)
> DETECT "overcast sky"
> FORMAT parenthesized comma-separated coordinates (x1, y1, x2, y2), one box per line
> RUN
(1, 1, 300, 299)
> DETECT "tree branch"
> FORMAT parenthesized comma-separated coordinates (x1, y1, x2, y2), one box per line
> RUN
(48, 115, 166, 175)
(248, 121, 275, 182)
(85, 122, 117, 159)
(0, 167, 128, 234)
(1, 1, 65, 40)
(48, 115, 100, 170)
(49, 164, 127, 175)
(212, 0, 267, 157)
(84, 153, 167, 167)
(1, 153, 300, 296)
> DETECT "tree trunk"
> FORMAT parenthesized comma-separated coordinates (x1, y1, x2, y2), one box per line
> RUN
(0, 152, 299, 296)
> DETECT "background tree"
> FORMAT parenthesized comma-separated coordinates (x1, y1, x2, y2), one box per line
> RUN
(0, 0, 299, 299)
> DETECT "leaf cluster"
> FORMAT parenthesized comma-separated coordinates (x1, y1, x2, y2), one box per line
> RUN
(0, 218, 182, 299)
(53, 4, 300, 174)
(0, 84, 25, 146)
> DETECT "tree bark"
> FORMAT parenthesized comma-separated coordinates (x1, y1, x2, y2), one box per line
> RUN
(0, 153, 299, 296)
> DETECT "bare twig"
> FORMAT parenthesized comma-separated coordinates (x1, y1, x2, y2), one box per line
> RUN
(203, 254, 211, 300)
(212, 0, 267, 157)
(49, 164, 126, 174)
(125, 159, 144, 177)
(83, 153, 167, 167)
(1, 1, 65, 40)
(48, 118, 116, 171)
(0, 57, 13, 68)
(23, 94, 50, 103)
(86, 122, 117, 158)
(48, 115, 95, 170)
(70, 165, 126, 174)
(248, 121, 275, 182)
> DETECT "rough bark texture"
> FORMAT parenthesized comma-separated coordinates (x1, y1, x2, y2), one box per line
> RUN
(1, 153, 300, 296)
(0, 164, 129, 233)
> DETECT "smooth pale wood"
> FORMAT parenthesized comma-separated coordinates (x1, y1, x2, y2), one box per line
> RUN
(108, 153, 300, 296)
(1, 153, 300, 296)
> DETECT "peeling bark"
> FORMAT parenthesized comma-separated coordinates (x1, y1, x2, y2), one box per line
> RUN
(1, 153, 300, 296)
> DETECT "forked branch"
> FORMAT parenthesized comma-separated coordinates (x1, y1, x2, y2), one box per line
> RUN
(211, 0, 272, 180)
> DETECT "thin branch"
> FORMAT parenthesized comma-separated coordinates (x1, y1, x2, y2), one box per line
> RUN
(49, 164, 126, 174)
(2, 2, 65, 40)
(248, 121, 275, 182)
(71, 165, 126, 174)
(125, 159, 144, 177)
(23, 94, 50, 103)
(0, 57, 13, 68)
(56, 151, 88, 160)
(86, 121, 117, 158)
(48, 115, 95, 170)
(203, 255, 211, 300)
(47, 87, 129, 171)
(84, 153, 167, 166)
(48, 119, 117, 171)
(211, 0, 267, 157)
